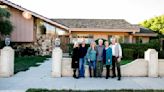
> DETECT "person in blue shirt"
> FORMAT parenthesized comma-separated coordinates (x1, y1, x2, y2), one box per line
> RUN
(103, 41, 112, 79)
(86, 41, 97, 77)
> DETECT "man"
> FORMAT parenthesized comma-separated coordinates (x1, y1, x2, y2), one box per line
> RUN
(96, 39, 105, 77)
(79, 40, 87, 78)
(110, 37, 122, 81)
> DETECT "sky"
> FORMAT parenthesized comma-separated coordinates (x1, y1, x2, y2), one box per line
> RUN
(8, 0, 164, 24)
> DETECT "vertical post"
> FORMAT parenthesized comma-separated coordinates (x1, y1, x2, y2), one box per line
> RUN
(129, 35, 133, 43)
(0, 46, 14, 77)
(144, 49, 158, 77)
(52, 38, 63, 77)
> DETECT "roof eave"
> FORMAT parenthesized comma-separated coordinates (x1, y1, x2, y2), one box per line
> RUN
(134, 33, 158, 37)
(0, 0, 69, 31)
(70, 28, 139, 32)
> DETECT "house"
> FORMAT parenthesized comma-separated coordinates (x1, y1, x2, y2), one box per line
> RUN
(0, 0, 69, 55)
(0, 0, 158, 55)
(52, 19, 157, 44)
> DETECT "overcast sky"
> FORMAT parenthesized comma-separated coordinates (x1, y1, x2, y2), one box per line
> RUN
(8, 0, 164, 24)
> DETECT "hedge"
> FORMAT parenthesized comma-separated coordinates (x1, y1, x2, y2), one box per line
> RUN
(67, 39, 161, 59)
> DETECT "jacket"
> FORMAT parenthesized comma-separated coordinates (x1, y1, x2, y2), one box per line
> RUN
(103, 47, 112, 65)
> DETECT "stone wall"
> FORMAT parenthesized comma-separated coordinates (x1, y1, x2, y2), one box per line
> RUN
(12, 34, 55, 56)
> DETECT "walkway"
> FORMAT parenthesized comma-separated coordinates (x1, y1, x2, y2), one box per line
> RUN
(0, 59, 164, 92)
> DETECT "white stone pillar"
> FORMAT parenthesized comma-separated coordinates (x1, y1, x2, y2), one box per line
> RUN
(52, 47, 63, 77)
(144, 49, 158, 77)
(0, 46, 14, 77)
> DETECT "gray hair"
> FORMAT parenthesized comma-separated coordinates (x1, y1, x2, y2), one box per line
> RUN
(98, 39, 103, 43)
(110, 36, 117, 42)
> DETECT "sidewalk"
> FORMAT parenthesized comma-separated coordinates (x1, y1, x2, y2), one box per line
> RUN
(0, 59, 164, 92)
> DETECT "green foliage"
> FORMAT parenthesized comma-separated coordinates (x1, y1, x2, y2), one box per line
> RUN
(159, 51, 164, 59)
(0, 8, 13, 37)
(140, 15, 164, 34)
(26, 89, 164, 92)
(95, 38, 107, 44)
(0, 20, 13, 35)
(122, 49, 135, 60)
(0, 8, 11, 18)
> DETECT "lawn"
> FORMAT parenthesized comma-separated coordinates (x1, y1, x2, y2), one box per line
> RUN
(14, 56, 50, 74)
(120, 59, 133, 65)
(26, 89, 164, 92)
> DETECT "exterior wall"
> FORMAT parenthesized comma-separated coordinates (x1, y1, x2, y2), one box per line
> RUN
(9, 7, 34, 42)
(71, 31, 129, 43)
(133, 36, 150, 43)
(142, 37, 149, 43)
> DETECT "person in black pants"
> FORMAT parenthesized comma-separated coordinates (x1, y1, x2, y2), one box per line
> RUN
(110, 37, 122, 81)
(71, 42, 79, 79)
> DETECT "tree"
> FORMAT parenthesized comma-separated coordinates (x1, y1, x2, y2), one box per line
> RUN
(0, 8, 13, 39)
(139, 15, 164, 35)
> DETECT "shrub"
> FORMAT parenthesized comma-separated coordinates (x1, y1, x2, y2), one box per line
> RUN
(159, 51, 164, 59)
(95, 38, 107, 45)
(122, 49, 135, 60)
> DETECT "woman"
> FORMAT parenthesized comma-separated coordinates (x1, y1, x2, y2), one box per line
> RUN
(103, 41, 112, 79)
(86, 41, 97, 77)
(71, 42, 79, 78)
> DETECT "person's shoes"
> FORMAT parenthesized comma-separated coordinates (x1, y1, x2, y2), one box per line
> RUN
(118, 77, 121, 81)
(111, 75, 116, 78)
(75, 76, 79, 79)
(106, 77, 108, 79)
(73, 75, 76, 78)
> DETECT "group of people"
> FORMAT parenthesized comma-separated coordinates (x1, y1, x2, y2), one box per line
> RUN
(71, 36, 122, 81)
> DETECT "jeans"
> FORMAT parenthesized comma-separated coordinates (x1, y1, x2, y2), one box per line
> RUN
(88, 60, 96, 77)
(79, 58, 85, 77)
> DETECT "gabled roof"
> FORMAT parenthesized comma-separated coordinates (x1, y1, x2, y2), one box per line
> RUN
(52, 19, 139, 30)
(0, 0, 69, 30)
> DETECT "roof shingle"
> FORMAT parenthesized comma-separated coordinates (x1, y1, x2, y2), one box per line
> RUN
(52, 19, 138, 29)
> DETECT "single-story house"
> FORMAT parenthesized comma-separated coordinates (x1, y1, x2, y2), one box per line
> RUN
(0, 0, 69, 55)
(52, 19, 157, 44)
(0, 0, 158, 54)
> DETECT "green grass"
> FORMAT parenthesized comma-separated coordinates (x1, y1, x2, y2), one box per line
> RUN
(26, 89, 164, 92)
(120, 59, 133, 65)
(14, 56, 50, 74)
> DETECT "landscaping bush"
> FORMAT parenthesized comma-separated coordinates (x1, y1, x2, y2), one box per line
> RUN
(122, 49, 135, 60)
(159, 51, 164, 59)
(14, 47, 39, 57)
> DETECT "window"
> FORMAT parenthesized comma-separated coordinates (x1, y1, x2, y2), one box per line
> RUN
(71, 34, 93, 43)
(109, 35, 125, 43)
(136, 37, 143, 43)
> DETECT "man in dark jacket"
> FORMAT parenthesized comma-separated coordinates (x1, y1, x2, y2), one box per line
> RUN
(79, 40, 87, 78)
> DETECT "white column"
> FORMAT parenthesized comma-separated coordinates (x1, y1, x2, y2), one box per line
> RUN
(52, 47, 63, 77)
(0, 46, 14, 77)
(144, 49, 158, 77)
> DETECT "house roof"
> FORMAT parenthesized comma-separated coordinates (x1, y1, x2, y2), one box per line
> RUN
(0, 0, 69, 30)
(52, 19, 139, 30)
(134, 25, 157, 37)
